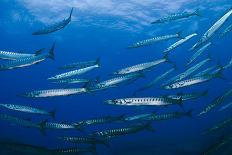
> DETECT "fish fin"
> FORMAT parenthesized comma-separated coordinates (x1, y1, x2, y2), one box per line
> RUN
(144, 123, 155, 132)
(95, 57, 100, 67)
(176, 30, 184, 39)
(69, 7, 74, 19)
(215, 67, 225, 80)
(177, 96, 183, 107)
(35, 48, 45, 56)
(163, 53, 176, 67)
(194, 9, 202, 17)
(48, 41, 56, 60)
(50, 110, 56, 119)
(73, 123, 85, 131)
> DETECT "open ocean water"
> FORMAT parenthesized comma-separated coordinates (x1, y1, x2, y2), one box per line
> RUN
(0, 0, 232, 155)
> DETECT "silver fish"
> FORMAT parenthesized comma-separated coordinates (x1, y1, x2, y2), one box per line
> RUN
(0, 49, 43, 60)
(59, 58, 100, 70)
(163, 71, 222, 90)
(198, 88, 232, 116)
(194, 64, 220, 77)
(163, 57, 211, 85)
(39, 120, 76, 130)
(151, 9, 200, 24)
(0, 103, 56, 118)
(166, 90, 208, 101)
(32, 8, 73, 35)
(127, 32, 182, 49)
(105, 97, 182, 106)
(186, 42, 212, 66)
(207, 118, 232, 133)
(22, 88, 87, 98)
(163, 33, 197, 53)
(114, 55, 171, 75)
(190, 8, 232, 51)
(0, 42, 55, 71)
(219, 102, 232, 111)
(50, 78, 89, 84)
(220, 23, 232, 37)
(48, 63, 100, 80)
(223, 57, 232, 69)
(133, 67, 175, 95)
(52, 146, 96, 155)
(125, 113, 153, 121)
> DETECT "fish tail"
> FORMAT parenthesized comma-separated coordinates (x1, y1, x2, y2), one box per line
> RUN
(49, 110, 56, 119)
(163, 53, 175, 67)
(215, 67, 225, 80)
(144, 123, 155, 132)
(194, 9, 201, 17)
(48, 41, 56, 60)
(96, 57, 101, 67)
(73, 123, 85, 132)
(69, 7, 74, 19)
(176, 30, 184, 39)
(35, 48, 45, 56)
(38, 120, 47, 135)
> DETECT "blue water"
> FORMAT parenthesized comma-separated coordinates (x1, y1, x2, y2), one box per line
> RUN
(1, 0, 232, 154)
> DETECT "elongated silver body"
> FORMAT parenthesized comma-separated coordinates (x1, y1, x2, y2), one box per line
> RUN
(114, 56, 169, 75)
(190, 8, 232, 51)
(219, 102, 232, 111)
(125, 113, 153, 121)
(194, 64, 219, 77)
(53, 146, 96, 154)
(151, 9, 200, 24)
(164, 72, 221, 89)
(163, 33, 197, 53)
(0, 43, 55, 71)
(220, 23, 232, 37)
(127, 32, 181, 49)
(0, 103, 54, 117)
(106, 97, 182, 106)
(198, 89, 232, 116)
(51, 78, 89, 84)
(164, 57, 211, 85)
(0, 51, 36, 60)
(32, 8, 73, 35)
(59, 58, 100, 70)
(22, 88, 87, 98)
(48, 64, 99, 80)
(186, 42, 212, 66)
(40, 121, 75, 130)
(134, 67, 175, 94)
(223, 58, 232, 69)
(167, 90, 208, 101)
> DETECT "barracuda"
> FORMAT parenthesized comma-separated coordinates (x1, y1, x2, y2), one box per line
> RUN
(0, 42, 55, 71)
(133, 67, 175, 95)
(194, 64, 220, 77)
(21, 88, 87, 98)
(151, 9, 200, 24)
(105, 97, 182, 106)
(74, 115, 125, 129)
(163, 33, 197, 53)
(163, 71, 222, 89)
(125, 113, 153, 121)
(166, 90, 208, 101)
(207, 118, 232, 133)
(163, 57, 211, 85)
(219, 102, 232, 111)
(143, 110, 192, 121)
(52, 146, 96, 155)
(127, 32, 182, 49)
(39, 120, 76, 130)
(58, 136, 108, 146)
(220, 23, 232, 37)
(32, 8, 73, 35)
(50, 78, 89, 84)
(0, 103, 56, 118)
(48, 63, 100, 80)
(114, 55, 171, 75)
(190, 8, 232, 51)
(198, 89, 232, 116)
(186, 42, 212, 66)
(59, 58, 100, 70)
(0, 48, 43, 60)
(92, 123, 154, 138)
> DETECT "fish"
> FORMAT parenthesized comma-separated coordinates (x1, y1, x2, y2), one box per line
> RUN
(163, 56, 211, 85)
(32, 8, 73, 35)
(91, 123, 154, 138)
(58, 136, 108, 146)
(194, 64, 220, 77)
(207, 118, 232, 133)
(163, 70, 223, 90)
(133, 67, 175, 95)
(0, 103, 56, 118)
(127, 32, 182, 49)
(223, 57, 232, 69)
(186, 42, 212, 66)
(39, 120, 76, 130)
(73, 115, 125, 129)
(21, 88, 87, 98)
(59, 58, 100, 70)
(105, 97, 182, 106)
(0, 141, 52, 155)
(50, 78, 89, 84)
(220, 23, 232, 37)
(0, 113, 41, 129)
(219, 102, 232, 111)
(190, 8, 232, 51)
(198, 88, 232, 116)
(143, 110, 192, 121)
(52, 145, 96, 155)
(151, 9, 200, 24)
(0, 48, 43, 60)
(48, 62, 100, 80)
(125, 113, 153, 121)
(113, 55, 171, 75)
(163, 33, 197, 53)
(166, 90, 208, 101)
(87, 73, 143, 92)
(0, 42, 55, 71)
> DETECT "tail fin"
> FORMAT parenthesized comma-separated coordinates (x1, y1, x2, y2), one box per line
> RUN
(185, 109, 193, 118)
(163, 53, 176, 67)
(194, 9, 201, 17)
(38, 120, 47, 135)
(144, 123, 155, 132)
(177, 30, 184, 39)
(49, 110, 56, 119)
(35, 48, 45, 56)
(95, 57, 100, 67)
(215, 67, 225, 80)
(48, 41, 56, 60)
(73, 122, 85, 131)
(69, 7, 74, 19)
